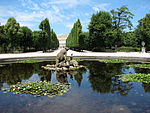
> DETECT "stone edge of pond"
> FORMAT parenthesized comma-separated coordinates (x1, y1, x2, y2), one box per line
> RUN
(0, 56, 150, 64)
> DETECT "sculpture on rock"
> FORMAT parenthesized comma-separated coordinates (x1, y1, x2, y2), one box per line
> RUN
(56, 47, 69, 67)
(69, 53, 78, 67)
(42, 47, 85, 71)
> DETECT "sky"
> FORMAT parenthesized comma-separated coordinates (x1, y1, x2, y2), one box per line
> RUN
(0, 0, 150, 35)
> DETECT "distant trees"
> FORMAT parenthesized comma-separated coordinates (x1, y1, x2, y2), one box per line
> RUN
(0, 17, 59, 53)
(66, 5, 144, 52)
(66, 19, 82, 50)
(39, 18, 59, 52)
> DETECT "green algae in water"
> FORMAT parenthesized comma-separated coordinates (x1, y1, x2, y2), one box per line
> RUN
(127, 64, 150, 69)
(2, 80, 71, 98)
(117, 73, 150, 83)
(99, 59, 128, 63)
(16, 60, 43, 63)
(67, 57, 84, 61)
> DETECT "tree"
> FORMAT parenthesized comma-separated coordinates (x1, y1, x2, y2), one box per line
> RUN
(32, 31, 42, 51)
(135, 14, 150, 51)
(79, 32, 89, 50)
(39, 18, 51, 52)
(4, 17, 23, 51)
(110, 6, 134, 49)
(21, 27, 33, 52)
(66, 19, 82, 50)
(0, 25, 7, 53)
(88, 11, 112, 51)
(121, 32, 138, 47)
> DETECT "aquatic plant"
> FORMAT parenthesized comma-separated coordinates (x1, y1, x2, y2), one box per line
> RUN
(16, 60, 43, 63)
(67, 57, 84, 61)
(117, 73, 150, 83)
(99, 59, 128, 63)
(127, 64, 150, 69)
(2, 80, 71, 98)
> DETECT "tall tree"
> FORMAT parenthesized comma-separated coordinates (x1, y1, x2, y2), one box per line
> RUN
(66, 19, 82, 50)
(4, 17, 23, 51)
(88, 11, 112, 51)
(135, 13, 150, 51)
(39, 18, 51, 52)
(21, 27, 33, 52)
(32, 31, 42, 51)
(110, 6, 134, 49)
(0, 25, 7, 52)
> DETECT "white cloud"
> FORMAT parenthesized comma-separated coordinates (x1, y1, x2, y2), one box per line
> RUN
(19, 0, 40, 10)
(93, 3, 110, 12)
(66, 23, 74, 29)
(19, 22, 35, 27)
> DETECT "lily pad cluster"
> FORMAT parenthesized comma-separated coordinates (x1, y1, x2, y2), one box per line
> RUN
(2, 81, 71, 98)
(117, 74, 150, 83)
(16, 60, 43, 63)
(127, 64, 150, 69)
(99, 59, 128, 63)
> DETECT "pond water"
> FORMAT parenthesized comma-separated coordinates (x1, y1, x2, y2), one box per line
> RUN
(0, 61, 150, 113)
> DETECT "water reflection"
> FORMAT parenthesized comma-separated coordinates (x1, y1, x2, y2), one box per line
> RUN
(0, 61, 150, 95)
(0, 61, 150, 113)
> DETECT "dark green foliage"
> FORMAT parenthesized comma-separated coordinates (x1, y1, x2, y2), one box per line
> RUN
(135, 13, 150, 51)
(39, 18, 59, 52)
(0, 17, 59, 53)
(121, 32, 138, 47)
(111, 6, 134, 48)
(88, 11, 112, 51)
(66, 19, 82, 50)
(32, 31, 42, 51)
(21, 27, 33, 52)
(4, 17, 23, 52)
(117, 46, 140, 52)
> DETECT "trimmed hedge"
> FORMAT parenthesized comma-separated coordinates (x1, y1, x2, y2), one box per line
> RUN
(117, 46, 140, 52)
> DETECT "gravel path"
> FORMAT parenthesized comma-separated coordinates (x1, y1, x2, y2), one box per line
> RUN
(0, 48, 150, 59)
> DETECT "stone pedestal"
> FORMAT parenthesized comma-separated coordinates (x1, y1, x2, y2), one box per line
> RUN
(141, 47, 146, 53)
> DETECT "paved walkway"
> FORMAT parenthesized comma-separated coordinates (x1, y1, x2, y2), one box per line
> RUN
(0, 48, 150, 60)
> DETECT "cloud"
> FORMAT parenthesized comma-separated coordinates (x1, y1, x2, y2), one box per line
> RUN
(65, 23, 74, 29)
(19, 22, 35, 27)
(19, 0, 40, 10)
(93, 3, 110, 12)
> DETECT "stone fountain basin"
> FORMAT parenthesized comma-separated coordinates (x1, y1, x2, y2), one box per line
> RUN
(41, 64, 85, 71)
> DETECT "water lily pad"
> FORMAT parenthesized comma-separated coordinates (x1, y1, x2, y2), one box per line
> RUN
(99, 59, 128, 63)
(117, 73, 150, 83)
(127, 64, 150, 69)
(2, 80, 71, 98)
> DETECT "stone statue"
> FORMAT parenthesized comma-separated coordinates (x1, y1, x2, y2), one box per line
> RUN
(56, 47, 69, 67)
(42, 48, 84, 71)
(69, 53, 78, 67)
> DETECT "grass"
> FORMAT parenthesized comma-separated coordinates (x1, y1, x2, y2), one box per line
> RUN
(67, 57, 84, 61)
(127, 64, 150, 69)
(117, 73, 150, 83)
(2, 80, 71, 98)
(16, 60, 43, 63)
(99, 59, 128, 63)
